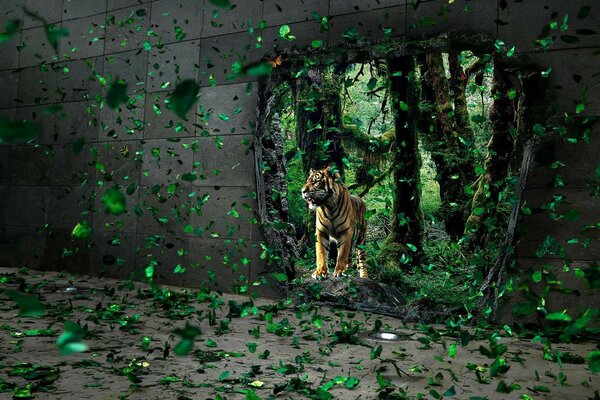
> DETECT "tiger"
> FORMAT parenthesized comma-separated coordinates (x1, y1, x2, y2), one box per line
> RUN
(301, 166, 368, 279)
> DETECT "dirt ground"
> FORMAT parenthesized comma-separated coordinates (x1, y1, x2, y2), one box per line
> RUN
(0, 266, 597, 400)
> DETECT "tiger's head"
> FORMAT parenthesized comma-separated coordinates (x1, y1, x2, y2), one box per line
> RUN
(301, 167, 339, 211)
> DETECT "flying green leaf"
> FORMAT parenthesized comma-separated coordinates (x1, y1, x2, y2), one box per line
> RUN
(101, 188, 126, 215)
(209, 0, 231, 8)
(71, 221, 92, 240)
(166, 79, 200, 119)
(0, 19, 21, 42)
(0, 117, 39, 144)
(173, 323, 202, 356)
(3, 290, 45, 317)
(56, 321, 88, 355)
(106, 80, 129, 109)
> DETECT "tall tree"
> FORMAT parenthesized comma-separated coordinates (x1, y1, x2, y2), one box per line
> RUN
(463, 57, 516, 249)
(419, 52, 475, 238)
(379, 56, 423, 270)
(293, 67, 346, 177)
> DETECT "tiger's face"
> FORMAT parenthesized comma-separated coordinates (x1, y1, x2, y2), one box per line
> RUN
(301, 167, 334, 211)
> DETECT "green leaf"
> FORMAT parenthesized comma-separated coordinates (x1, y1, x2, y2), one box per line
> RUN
(311, 39, 323, 49)
(101, 188, 126, 215)
(345, 376, 360, 389)
(71, 221, 92, 240)
(0, 19, 22, 43)
(589, 350, 600, 373)
(3, 290, 45, 317)
(173, 323, 202, 356)
(546, 311, 572, 322)
(106, 80, 129, 109)
(209, 0, 231, 8)
(166, 79, 200, 119)
(56, 321, 89, 355)
(45, 24, 70, 52)
(443, 386, 456, 396)
(0, 117, 39, 144)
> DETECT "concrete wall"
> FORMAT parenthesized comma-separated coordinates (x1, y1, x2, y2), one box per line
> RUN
(0, 1, 598, 305)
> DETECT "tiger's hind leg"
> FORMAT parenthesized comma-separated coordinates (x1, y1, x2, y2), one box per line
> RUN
(355, 223, 368, 279)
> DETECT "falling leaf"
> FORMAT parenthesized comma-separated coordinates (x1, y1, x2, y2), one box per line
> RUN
(3, 290, 45, 317)
(71, 221, 92, 240)
(166, 79, 200, 119)
(0, 118, 39, 144)
(209, 0, 231, 8)
(56, 321, 89, 355)
(106, 80, 129, 109)
(101, 188, 127, 215)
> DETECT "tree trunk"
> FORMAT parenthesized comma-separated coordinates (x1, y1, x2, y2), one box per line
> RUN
(293, 67, 346, 177)
(420, 52, 474, 239)
(379, 56, 423, 270)
(448, 50, 477, 184)
(463, 58, 516, 249)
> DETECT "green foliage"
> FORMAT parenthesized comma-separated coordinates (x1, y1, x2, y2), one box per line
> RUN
(166, 79, 200, 119)
(0, 117, 39, 144)
(106, 79, 129, 109)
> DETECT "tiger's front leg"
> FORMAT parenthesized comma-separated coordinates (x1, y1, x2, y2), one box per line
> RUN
(312, 231, 329, 279)
(333, 232, 353, 277)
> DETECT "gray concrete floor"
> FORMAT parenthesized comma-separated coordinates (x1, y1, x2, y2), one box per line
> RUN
(0, 267, 597, 399)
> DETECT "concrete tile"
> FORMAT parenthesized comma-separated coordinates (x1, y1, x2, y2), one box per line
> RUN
(263, 0, 328, 27)
(189, 185, 258, 240)
(262, 18, 328, 53)
(150, 0, 204, 43)
(107, 0, 152, 11)
(0, 1, 24, 28)
(147, 39, 201, 92)
(8, 145, 52, 185)
(105, 4, 151, 53)
(19, 26, 61, 68)
(135, 233, 191, 284)
(45, 143, 96, 185)
(42, 227, 92, 273)
(0, 0, 25, 70)
(202, 0, 262, 37)
(199, 31, 262, 86)
(57, 56, 104, 102)
(0, 226, 45, 269)
(17, 64, 60, 106)
(15, 104, 58, 144)
(103, 49, 148, 95)
(188, 237, 251, 291)
(0, 69, 19, 109)
(517, 188, 600, 261)
(46, 185, 94, 228)
(498, 0, 600, 52)
(60, 14, 107, 60)
(62, 0, 106, 21)
(5, 185, 48, 226)
(0, 149, 10, 184)
(329, 5, 406, 45)
(330, 0, 404, 15)
(98, 93, 145, 141)
(55, 100, 99, 144)
(518, 48, 600, 116)
(23, 0, 62, 28)
(516, 258, 600, 313)
(197, 82, 258, 136)
(194, 134, 255, 186)
(144, 91, 196, 139)
(139, 138, 196, 185)
(406, 0, 497, 39)
(528, 123, 600, 190)
(136, 183, 192, 235)
(90, 230, 138, 278)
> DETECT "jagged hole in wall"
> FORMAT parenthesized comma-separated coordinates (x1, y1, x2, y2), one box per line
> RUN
(254, 37, 542, 318)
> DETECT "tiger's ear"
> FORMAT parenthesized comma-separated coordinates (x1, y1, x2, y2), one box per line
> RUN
(309, 168, 315, 175)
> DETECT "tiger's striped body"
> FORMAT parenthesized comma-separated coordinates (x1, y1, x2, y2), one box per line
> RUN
(301, 167, 368, 278)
